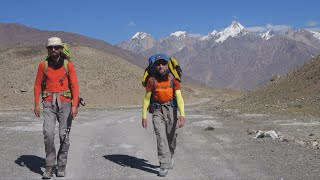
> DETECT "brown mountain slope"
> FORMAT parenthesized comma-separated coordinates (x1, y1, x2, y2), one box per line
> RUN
(223, 55, 320, 116)
(0, 23, 148, 68)
(0, 44, 232, 110)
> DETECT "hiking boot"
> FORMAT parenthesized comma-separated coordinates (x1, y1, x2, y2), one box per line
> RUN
(158, 168, 168, 177)
(56, 165, 66, 177)
(42, 166, 54, 179)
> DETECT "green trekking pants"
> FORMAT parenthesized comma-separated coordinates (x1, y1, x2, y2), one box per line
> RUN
(152, 104, 178, 169)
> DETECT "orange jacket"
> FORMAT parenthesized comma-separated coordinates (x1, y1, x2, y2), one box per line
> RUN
(34, 59, 79, 106)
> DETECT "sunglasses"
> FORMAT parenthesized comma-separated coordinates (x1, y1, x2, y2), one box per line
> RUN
(47, 46, 62, 50)
(154, 60, 167, 66)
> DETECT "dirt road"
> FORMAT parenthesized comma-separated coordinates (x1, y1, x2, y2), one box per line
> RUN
(0, 102, 319, 179)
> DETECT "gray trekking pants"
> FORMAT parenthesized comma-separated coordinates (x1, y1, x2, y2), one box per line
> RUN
(42, 101, 72, 167)
(152, 104, 178, 169)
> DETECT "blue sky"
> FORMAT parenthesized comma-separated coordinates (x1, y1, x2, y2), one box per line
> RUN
(1, 0, 319, 44)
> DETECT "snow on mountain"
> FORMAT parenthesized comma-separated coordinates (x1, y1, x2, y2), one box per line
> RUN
(261, 29, 275, 41)
(200, 30, 218, 41)
(309, 30, 320, 40)
(215, 21, 246, 43)
(170, 31, 187, 37)
(153, 30, 199, 54)
(117, 32, 155, 53)
(131, 32, 148, 39)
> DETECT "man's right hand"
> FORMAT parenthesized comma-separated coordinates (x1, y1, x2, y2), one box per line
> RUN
(142, 118, 147, 129)
(34, 105, 40, 117)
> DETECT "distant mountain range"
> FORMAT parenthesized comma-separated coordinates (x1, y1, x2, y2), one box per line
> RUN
(117, 21, 320, 90)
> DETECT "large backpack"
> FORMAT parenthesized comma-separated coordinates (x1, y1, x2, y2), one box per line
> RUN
(142, 54, 182, 112)
(142, 53, 182, 87)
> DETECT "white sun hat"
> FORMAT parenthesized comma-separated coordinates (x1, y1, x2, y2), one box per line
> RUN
(47, 37, 63, 47)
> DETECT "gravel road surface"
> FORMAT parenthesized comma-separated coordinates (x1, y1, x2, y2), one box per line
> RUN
(1, 102, 320, 179)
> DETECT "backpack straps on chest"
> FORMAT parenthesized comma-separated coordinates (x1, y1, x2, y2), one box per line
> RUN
(41, 59, 71, 99)
(44, 59, 69, 76)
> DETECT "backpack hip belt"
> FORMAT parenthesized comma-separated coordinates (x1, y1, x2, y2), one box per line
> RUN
(152, 101, 174, 109)
(42, 89, 72, 99)
(43, 91, 72, 109)
(148, 101, 176, 114)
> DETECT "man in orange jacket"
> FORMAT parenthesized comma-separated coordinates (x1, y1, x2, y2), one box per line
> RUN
(142, 54, 185, 177)
(34, 37, 79, 179)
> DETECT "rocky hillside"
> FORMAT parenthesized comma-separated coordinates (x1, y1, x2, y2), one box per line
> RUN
(0, 44, 235, 110)
(223, 55, 320, 116)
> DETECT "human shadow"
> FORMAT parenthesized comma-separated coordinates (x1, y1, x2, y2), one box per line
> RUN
(15, 155, 45, 176)
(103, 154, 159, 175)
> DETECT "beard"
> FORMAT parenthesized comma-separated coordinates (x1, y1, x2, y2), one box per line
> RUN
(155, 70, 169, 82)
(49, 51, 60, 59)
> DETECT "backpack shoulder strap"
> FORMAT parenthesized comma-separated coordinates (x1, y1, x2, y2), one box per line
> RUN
(169, 74, 176, 107)
(64, 59, 69, 76)
(44, 59, 69, 76)
(152, 77, 156, 91)
(169, 73, 174, 88)
(44, 60, 48, 76)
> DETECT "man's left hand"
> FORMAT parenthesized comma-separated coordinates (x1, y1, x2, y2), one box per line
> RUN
(71, 106, 78, 118)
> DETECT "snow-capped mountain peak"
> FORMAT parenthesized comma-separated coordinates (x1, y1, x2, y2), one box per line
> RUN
(117, 32, 155, 53)
(261, 29, 275, 41)
(200, 30, 218, 41)
(230, 21, 244, 29)
(170, 31, 187, 37)
(131, 32, 148, 40)
(216, 21, 246, 43)
(308, 30, 320, 40)
(210, 30, 218, 35)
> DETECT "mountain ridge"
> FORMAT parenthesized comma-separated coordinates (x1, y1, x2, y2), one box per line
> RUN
(0, 23, 148, 68)
(117, 21, 320, 90)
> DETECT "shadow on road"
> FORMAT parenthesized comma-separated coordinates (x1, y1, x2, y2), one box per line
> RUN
(104, 154, 159, 174)
(15, 155, 45, 176)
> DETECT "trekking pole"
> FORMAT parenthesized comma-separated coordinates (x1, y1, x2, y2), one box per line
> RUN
(61, 115, 72, 143)
(58, 114, 72, 162)
(61, 97, 85, 143)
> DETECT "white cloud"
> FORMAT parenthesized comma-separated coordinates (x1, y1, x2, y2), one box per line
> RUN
(128, 21, 136, 27)
(265, 23, 290, 32)
(247, 26, 267, 32)
(306, 20, 318, 26)
(246, 24, 290, 33)
(308, 27, 320, 32)
(189, 33, 203, 38)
